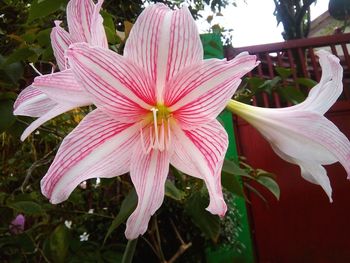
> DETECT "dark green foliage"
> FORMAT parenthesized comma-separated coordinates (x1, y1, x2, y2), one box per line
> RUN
(273, 0, 317, 40)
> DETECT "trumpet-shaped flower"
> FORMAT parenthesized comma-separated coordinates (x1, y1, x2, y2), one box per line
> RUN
(13, 0, 107, 140)
(228, 50, 350, 202)
(40, 4, 258, 239)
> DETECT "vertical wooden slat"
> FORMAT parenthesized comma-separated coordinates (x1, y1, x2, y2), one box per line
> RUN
(297, 48, 309, 77)
(308, 48, 321, 82)
(256, 53, 270, 107)
(330, 44, 338, 56)
(341, 44, 350, 70)
(265, 53, 281, 107)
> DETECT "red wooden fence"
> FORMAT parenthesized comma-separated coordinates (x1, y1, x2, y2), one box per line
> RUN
(226, 33, 350, 262)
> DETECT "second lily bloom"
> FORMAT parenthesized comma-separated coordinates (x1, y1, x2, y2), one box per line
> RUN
(228, 50, 350, 202)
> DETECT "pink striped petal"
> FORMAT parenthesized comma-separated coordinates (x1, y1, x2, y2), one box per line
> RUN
(41, 110, 139, 204)
(14, 86, 57, 117)
(32, 69, 92, 105)
(125, 147, 169, 239)
(20, 104, 75, 141)
(170, 120, 228, 216)
(166, 53, 258, 129)
(51, 21, 72, 70)
(124, 4, 203, 102)
(67, 0, 107, 47)
(67, 43, 154, 122)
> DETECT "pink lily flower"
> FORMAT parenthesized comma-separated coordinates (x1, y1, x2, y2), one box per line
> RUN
(227, 50, 350, 202)
(40, 4, 258, 239)
(13, 0, 107, 141)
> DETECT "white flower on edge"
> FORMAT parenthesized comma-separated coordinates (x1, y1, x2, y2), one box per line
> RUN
(64, 220, 72, 229)
(79, 232, 89, 241)
(228, 50, 350, 202)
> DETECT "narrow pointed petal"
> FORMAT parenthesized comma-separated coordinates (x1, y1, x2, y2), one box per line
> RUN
(67, 0, 107, 47)
(288, 50, 343, 114)
(67, 43, 155, 122)
(166, 53, 258, 128)
(20, 104, 75, 141)
(300, 162, 333, 202)
(14, 86, 57, 117)
(170, 120, 228, 216)
(32, 69, 92, 105)
(125, 148, 169, 239)
(124, 4, 203, 101)
(41, 110, 139, 204)
(51, 21, 72, 70)
(271, 144, 333, 202)
(89, 0, 108, 48)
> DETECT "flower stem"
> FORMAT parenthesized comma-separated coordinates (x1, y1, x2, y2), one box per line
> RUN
(122, 238, 138, 263)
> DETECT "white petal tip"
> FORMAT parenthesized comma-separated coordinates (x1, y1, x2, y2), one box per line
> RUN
(20, 133, 29, 142)
(206, 201, 227, 217)
(54, 20, 62, 27)
(124, 228, 145, 240)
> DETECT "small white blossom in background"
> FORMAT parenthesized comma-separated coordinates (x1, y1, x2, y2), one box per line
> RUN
(79, 232, 89, 242)
(79, 181, 87, 189)
(94, 177, 101, 188)
(64, 220, 72, 229)
(35, 130, 40, 135)
(88, 209, 94, 214)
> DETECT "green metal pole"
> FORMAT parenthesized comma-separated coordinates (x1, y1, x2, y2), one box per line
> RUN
(201, 34, 255, 263)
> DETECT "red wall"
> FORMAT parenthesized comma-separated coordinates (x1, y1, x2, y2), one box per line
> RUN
(235, 108, 350, 262)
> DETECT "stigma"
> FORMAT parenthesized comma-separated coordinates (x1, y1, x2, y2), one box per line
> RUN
(140, 105, 172, 153)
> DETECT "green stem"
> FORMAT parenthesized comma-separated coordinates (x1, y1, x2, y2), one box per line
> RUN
(122, 238, 138, 263)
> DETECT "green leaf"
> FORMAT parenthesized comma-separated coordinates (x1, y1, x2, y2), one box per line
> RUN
(222, 159, 250, 177)
(49, 225, 70, 263)
(165, 180, 185, 201)
(104, 189, 137, 243)
(15, 234, 36, 253)
(275, 67, 292, 79)
(0, 99, 16, 133)
(2, 48, 36, 66)
(101, 11, 120, 44)
(185, 191, 220, 242)
(37, 28, 52, 47)
(256, 176, 280, 200)
(0, 55, 23, 84)
(258, 76, 281, 94)
(8, 201, 44, 216)
(28, 0, 68, 22)
(279, 85, 306, 104)
(296, 77, 318, 88)
(246, 77, 265, 91)
(122, 239, 138, 263)
(221, 172, 244, 197)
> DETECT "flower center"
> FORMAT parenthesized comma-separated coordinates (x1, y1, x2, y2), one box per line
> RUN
(141, 104, 172, 153)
